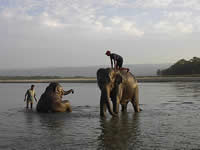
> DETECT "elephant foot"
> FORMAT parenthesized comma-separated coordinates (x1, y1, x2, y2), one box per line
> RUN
(100, 113, 106, 118)
(100, 112, 118, 117)
(121, 107, 127, 112)
(134, 107, 141, 112)
(132, 102, 141, 113)
(66, 106, 72, 112)
(100, 110, 107, 117)
(62, 100, 72, 112)
(121, 110, 127, 113)
(112, 113, 118, 117)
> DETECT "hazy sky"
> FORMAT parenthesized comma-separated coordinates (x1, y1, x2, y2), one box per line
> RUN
(1, 0, 200, 69)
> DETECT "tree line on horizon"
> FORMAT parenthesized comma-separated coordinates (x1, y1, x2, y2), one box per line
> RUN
(157, 57, 200, 76)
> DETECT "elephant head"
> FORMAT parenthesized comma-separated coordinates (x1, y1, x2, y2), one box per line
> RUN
(96, 68, 122, 117)
(36, 82, 73, 113)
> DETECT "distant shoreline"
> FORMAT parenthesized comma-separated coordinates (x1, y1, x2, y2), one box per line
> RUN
(1, 76, 200, 83)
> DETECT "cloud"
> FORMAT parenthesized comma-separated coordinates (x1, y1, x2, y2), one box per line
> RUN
(1, 0, 200, 37)
(1, 8, 13, 18)
(100, 0, 200, 11)
(1, 0, 200, 69)
(152, 10, 200, 35)
(172, 0, 200, 10)
(110, 16, 144, 37)
(111, 17, 121, 25)
(121, 21, 144, 37)
(39, 12, 65, 28)
(102, 0, 124, 6)
(167, 11, 193, 21)
(0, 0, 146, 36)
(154, 21, 193, 35)
(101, 0, 174, 8)
(135, 0, 173, 8)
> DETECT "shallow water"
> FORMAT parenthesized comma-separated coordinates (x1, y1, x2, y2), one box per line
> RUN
(0, 82, 200, 150)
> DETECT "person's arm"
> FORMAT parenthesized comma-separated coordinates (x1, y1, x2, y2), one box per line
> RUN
(34, 93, 37, 102)
(110, 56, 113, 68)
(113, 55, 117, 69)
(114, 60, 117, 69)
(24, 91, 28, 101)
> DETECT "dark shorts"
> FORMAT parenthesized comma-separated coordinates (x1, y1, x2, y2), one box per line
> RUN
(117, 59, 123, 68)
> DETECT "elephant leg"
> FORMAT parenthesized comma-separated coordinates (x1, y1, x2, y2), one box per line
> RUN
(66, 104, 72, 112)
(113, 96, 120, 114)
(121, 102, 128, 112)
(100, 102, 107, 117)
(116, 88, 123, 114)
(100, 93, 107, 117)
(111, 98, 118, 114)
(100, 88, 117, 117)
(111, 97, 117, 113)
(103, 103, 107, 114)
(131, 87, 140, 112)
(121, 104, 125, 112)
(52, 102, 68, 112)
(62, 100, 72, 112)
(116, 99, 120, 114)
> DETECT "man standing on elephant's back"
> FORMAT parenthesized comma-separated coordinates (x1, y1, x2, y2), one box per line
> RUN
(105, 50, 129, 72)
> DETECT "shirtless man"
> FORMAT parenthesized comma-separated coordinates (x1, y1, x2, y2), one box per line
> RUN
(24, 85, 37, 109)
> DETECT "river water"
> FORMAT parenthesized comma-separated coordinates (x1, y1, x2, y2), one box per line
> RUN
(0, 82, 200, 150)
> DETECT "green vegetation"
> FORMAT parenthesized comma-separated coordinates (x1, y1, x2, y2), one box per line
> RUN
(158, 57, 200, 76)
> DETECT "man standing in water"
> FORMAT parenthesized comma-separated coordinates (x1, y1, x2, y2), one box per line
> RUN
(24, 85, 37, 109)
(105, 50, 129, 72)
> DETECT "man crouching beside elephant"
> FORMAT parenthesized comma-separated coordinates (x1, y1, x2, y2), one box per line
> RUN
(36, 82, 74, 113)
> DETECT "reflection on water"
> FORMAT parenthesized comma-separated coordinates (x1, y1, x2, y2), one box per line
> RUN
(98, 113, 141, 150)
(0, 82, 200, 149)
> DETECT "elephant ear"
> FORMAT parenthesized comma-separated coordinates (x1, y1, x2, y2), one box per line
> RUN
(115, 74, 122, 84)
(96, 68, 111, 89)
(55, 85, 64, 95)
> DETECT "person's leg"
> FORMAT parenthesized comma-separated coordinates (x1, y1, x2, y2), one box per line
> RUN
(26, 101, 29, 109)
(118, 60, 123, 70)
(118, 60, 129, 72)
(30, 102, 33, 109)
(115, 59, 123, 70)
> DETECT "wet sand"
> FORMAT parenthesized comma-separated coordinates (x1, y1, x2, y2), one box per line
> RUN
(1, 76, 200, 83)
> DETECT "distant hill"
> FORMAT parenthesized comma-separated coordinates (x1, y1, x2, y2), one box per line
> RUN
(0, 64, 171, 77)
(159, 57, 200, 75)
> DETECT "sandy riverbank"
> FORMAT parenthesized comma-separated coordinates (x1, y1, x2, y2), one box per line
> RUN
(1, 76, 200, 83)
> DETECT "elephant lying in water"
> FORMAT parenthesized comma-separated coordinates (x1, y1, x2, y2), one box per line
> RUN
(97, 68, 141, 117)
(36, 82, 74, 112)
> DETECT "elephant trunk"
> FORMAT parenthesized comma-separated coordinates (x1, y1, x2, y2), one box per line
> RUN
(63, 90, 72, 95)
(100, 87, 116, 117)
(100, 90, 106, 117)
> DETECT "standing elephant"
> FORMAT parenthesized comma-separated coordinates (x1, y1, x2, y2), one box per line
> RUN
(36, 82, 74, 113)
(97, 68, 140, 117)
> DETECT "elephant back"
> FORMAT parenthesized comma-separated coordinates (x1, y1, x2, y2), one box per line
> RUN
(119, 70, 137, 84)
(36, 91, 53, 112)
